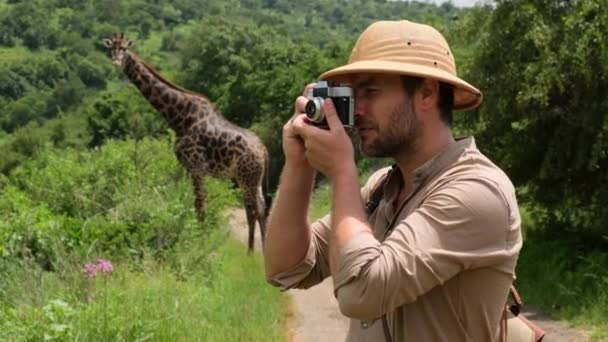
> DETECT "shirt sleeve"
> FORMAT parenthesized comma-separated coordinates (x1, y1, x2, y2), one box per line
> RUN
(333, 177, 519, 320)
(267, 167, 393, 291)
(266, 214, 332, 290)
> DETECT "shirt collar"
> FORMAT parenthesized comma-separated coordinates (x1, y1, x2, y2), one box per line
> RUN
(385, 136, 476, 196)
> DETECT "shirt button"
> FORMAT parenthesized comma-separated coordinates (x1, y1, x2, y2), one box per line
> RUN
(361, 321, 369, 329)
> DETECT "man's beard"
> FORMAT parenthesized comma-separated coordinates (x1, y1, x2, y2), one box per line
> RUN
(360, 99, 422, 158)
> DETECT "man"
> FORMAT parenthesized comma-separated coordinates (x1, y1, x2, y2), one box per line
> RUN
(263, 20, 522, 342)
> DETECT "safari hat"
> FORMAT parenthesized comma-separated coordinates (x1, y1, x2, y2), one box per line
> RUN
(320, 20, 482, 110)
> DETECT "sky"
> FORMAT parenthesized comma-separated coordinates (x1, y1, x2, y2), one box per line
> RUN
(420, 0, 491, 7)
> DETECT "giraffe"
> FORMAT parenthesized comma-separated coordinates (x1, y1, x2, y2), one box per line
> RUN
(103, 33, 270, 253)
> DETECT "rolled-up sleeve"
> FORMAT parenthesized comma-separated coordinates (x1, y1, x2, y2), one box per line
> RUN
(268, 168, 393, 291)
(266, 215, 332, 290)
(334, 177, 516, 320)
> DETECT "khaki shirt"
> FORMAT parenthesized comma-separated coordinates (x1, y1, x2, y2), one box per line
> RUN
(268, 137, 522, 342)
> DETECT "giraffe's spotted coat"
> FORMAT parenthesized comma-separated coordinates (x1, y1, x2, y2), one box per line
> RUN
(104, 34, 270, 253)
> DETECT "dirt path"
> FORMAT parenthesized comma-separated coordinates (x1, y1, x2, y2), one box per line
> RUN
(226, 208, 601, 342)
(519, 307, 602, 342)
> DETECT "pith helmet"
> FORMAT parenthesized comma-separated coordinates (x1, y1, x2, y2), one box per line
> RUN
(320, 20, 482, 111)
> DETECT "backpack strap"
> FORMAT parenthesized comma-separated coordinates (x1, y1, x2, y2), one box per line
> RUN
(503, 286, 546, 341)
(508, 286, 523, 316)
(364, 166, 394, 216)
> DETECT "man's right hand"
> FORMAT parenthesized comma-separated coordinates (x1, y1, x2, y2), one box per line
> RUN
(283, 83, 316, 167)
(265, 84, 319, 280)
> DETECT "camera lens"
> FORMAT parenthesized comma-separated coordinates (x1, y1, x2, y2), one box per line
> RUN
(305, 98, 325, 123)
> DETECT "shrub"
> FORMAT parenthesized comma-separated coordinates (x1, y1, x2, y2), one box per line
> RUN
(0, 137, 239, 266)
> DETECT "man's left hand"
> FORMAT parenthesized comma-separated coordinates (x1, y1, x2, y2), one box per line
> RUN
(292, 98, 356, 181)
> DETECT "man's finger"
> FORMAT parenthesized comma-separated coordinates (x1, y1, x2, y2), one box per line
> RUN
(302, 83, 316, 96)
(294, 96, 309, 115)
(322, 98, 343, 130)
(292, 113, 314, 138)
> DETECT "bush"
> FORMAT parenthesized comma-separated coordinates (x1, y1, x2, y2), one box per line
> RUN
(0, 137, 239, 266)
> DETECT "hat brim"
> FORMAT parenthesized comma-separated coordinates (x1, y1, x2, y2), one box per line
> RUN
(319, 60, 482, 111)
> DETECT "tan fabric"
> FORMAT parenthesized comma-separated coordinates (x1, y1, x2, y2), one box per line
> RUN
(268, 137, 522, 342)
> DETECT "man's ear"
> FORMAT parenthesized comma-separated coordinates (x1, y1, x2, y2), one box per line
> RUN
(103, 39, 112, 48)
(417, 79, 439, 110)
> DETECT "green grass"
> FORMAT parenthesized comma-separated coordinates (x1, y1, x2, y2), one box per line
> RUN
(310, 182, 331, 221)
(0, 230, 289, 341)
(310, 166, 384, 221)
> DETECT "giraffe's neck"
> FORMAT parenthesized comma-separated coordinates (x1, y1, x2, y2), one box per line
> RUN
(123, 52, 209, 134)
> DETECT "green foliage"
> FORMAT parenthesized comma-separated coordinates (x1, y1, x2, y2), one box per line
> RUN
(177, 16, 350, 187)
(0, 51, 79, 133)
(0, 0, 464, 179)
(75, 55, 111, 88)
(465, 0, 608, 242)
(0, 91, 51, 130)
(0, 114, 89, 175)
(0, 0, 59, 49)
(0, 0, 606, 335)
(0, 66, 29, 99)
(86, 87, 169, 146)
(0, 137, 239, 267)
(179, 17, 317, 126)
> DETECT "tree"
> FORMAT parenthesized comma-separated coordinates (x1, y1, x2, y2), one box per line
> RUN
(10, 0, 58, 49)
(0, 91, 51, 133)
(177, 16, 351, 188)
(465, 0, 608, 242)
(86, 88, 169, 147)
(0, 67, 30, 99)
(75, 54, 111, 88)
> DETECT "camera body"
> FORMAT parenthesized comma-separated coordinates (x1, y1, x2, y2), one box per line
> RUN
(305, 81, 354, 128)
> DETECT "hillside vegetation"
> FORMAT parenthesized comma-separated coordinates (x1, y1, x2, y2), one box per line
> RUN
(1, 0, 607, 339)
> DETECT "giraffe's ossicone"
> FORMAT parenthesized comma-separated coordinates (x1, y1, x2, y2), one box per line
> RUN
(104, 33, 271, 254)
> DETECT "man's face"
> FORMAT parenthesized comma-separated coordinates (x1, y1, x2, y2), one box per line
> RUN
(332, 73, 422, 158)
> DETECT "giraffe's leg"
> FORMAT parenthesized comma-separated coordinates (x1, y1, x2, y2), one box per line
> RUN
(192, 174, 206, 223)
(245, 204, 256, 255)
(241, 185, 268, 254)
(255, 186, 267, 245)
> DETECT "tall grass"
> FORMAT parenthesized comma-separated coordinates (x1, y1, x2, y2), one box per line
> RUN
(0, 137, 288, 341)
(0, 229, 289, 341)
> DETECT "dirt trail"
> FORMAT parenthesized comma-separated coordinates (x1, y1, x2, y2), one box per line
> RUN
(227, 208, 601, 342)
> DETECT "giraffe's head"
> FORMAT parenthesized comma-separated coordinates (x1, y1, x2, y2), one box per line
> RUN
(103, 33, 134, 68)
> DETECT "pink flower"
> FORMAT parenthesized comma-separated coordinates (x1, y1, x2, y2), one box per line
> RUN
(97, 258, 114, 273)
(84, 263, 98, 277)
(83, 258, 114, 278)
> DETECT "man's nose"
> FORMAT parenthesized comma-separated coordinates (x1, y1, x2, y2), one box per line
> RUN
(354, 97, 367, 117)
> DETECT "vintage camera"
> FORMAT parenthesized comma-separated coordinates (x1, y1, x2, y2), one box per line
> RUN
(304, 81, 354, 128)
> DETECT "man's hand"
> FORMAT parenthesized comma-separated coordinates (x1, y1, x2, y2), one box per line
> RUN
(283, 84, 316, 168)
(292, 98, 357, 182)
